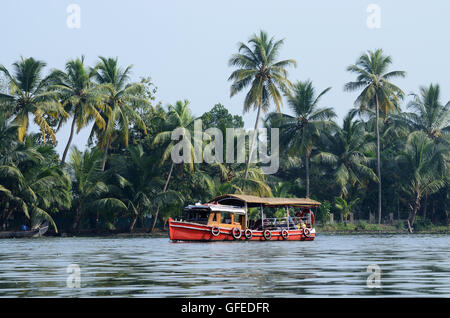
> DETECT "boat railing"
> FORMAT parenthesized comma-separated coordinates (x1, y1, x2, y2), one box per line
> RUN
(262, 216, 312, 229)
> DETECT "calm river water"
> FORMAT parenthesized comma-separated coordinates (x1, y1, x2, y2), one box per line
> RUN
(0, 234, 449, 297)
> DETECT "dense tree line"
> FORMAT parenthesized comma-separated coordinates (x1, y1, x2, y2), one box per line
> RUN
(0, 31, 448, 234)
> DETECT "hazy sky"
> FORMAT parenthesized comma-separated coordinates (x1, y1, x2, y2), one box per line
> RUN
(1, 0, 449, 156)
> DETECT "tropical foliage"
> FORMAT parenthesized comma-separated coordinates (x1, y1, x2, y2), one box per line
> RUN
(0, 34, 448, 234)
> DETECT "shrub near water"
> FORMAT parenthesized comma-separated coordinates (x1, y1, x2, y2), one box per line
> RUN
(413, 216, 433, 231)
(356, 221, 382, 231)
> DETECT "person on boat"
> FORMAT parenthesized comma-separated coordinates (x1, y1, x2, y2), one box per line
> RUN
(288, 215, 296, 228)
(295, 209, 304, 218)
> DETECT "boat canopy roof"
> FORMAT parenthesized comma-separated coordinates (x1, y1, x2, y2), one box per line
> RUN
(184, 203, 247, 215)
(210, 194, 321, 208)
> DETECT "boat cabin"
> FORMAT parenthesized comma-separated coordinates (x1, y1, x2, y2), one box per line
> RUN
(170, 194, 321, 241)
(182, 194, 321, 231)
(183, 203, 247, 230)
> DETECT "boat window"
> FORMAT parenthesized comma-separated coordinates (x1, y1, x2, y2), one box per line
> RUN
(220, 213, 232, 224)
(186, 210, 209, 224)
(236, 214, 245, 225)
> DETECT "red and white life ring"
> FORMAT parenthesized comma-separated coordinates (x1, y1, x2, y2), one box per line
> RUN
(281, 229, 289, 240)
(211, 226, 220, 236)
(244, 229, 253, 240)
(263, 230, 272, 240)
(232, 227, 242, 239)
(303, 228, 311, 238)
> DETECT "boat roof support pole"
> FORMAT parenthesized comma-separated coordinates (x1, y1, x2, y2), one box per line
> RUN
(260, 204, 264, 230)
(245, 202, 248, 229)
(286, 206, 289, 230)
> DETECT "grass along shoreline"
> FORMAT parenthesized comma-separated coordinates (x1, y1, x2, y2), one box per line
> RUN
(317, 221, 450, 234)
(48, 222, 450, 238)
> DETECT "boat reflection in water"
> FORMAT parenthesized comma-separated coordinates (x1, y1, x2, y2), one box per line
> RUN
(169, 194, 320, 242)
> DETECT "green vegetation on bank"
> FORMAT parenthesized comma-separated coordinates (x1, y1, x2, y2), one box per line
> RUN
(0, 31, 448, 235)
(317, 220, 450, 234)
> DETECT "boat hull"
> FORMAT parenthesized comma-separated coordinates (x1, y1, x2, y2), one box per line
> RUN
(168, 218, 315, 242)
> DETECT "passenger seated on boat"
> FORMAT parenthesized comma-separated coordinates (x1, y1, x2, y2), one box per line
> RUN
(295, 209, 304, 218)
(252, 219, 263, 230)
(288, 216, 296, 228)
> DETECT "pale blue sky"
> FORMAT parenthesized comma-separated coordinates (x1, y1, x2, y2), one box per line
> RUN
(1, 0, 449, 156)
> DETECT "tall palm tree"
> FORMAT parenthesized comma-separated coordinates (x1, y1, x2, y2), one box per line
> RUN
(397, 131, 448, 229)
(228, 30, 297, 178)
(0, 57, 67, 143)
(51, 56, 106, 163)
(401, 84, 449, 143)
(91, 56, 147, 170)
(345, 49, 406, 224)
(267, 80, 336, 197)
(151, 100, 197, 232)
(314, 111, 378, 198)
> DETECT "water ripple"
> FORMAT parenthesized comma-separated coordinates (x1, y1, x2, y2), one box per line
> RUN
(0, 234, 449, 297)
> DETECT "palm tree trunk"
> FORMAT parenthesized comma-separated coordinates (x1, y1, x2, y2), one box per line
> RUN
(423, 195, 428, 217)
(375, 94, 382, 225)
(305, 151, 310, 198)
(0, 208, 13, 229)
(129, 214, 138, 232)
(95, 211, 100, 232)
(150, 162, 174, 233)
(408, 192, 421, 230)
(244, 105, 261, 179)
(71, 204, 82, 232)
(101, 140, 110, 171)
(61, 116, 77, 164)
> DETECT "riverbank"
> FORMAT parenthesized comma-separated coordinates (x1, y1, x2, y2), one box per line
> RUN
(316, 221, 450, 235)
(52, 228, 169, 238)
(37, 223, 450, 238)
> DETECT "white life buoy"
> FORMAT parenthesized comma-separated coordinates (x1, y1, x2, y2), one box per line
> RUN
(281, 229, 289, 240)
(232, 227, 242, 239)
(244, 229, 253, 240)
(211, 226, 220, 236)
(263, 230, 272, 240)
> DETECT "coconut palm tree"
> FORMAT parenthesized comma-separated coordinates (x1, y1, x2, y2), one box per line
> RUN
(108, 144, 182, 232)
(314, 111, 378, 198)
(334, 197, 359, 223)
(266, 80, 336, 197)
(68, 147, 126, 232)
(90, 56, 148, 170)
(345, 49, 406, 224)
(397, 131, 448, 230)
(215, 166, 273, 197)
(228, 30, 297, 178)
(151, 100, 198, 232)
(50, 56, 106, 163)
(400, 84, 449, 143)
(0, 57, 67, 143)
(0, 135, 72, 231)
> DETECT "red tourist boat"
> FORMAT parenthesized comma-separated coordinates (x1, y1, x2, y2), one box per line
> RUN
(168, 194, 320, 242)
